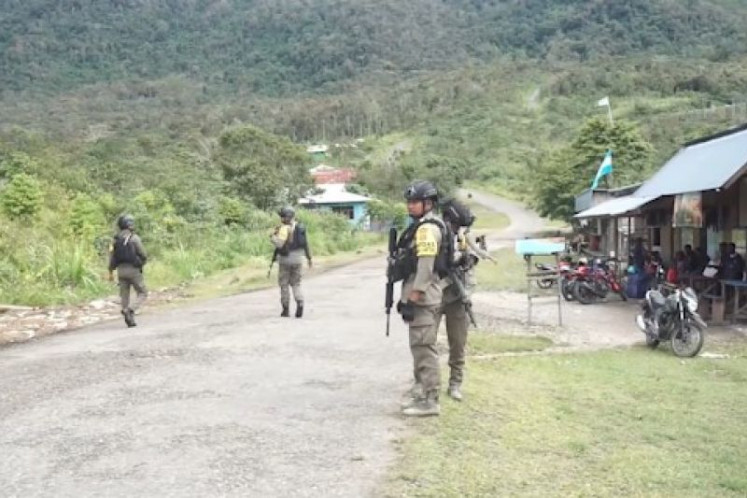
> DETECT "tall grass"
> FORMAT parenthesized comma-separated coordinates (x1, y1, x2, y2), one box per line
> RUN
(0, 210, 379, 306)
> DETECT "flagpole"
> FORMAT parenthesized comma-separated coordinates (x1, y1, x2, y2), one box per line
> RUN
(607, 104, 614, 127)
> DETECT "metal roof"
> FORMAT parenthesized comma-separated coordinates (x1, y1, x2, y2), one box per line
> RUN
(574, 195, 658, 219)
(634, 124, 747, 198)
(299, 183, 371, 205)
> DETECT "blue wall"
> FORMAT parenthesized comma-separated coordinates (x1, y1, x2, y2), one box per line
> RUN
(305, 202, 369, 226)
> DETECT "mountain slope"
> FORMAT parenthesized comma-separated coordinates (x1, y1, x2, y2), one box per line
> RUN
(2, 0, 746, 96)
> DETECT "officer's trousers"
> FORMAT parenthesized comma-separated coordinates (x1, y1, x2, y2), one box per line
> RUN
(278, 263, 303, 307)
(117, 265, 148, 312)
(409, 305, 440, 398)
(438, 300, 468, 386)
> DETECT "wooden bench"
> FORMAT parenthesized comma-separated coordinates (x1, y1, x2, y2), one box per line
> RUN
(700, 291, 726, 324)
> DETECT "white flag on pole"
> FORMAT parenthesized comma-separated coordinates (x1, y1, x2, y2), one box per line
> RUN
(597, 96, 610, 107)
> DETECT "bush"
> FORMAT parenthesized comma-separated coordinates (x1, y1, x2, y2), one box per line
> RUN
(1, 173, 44, 220)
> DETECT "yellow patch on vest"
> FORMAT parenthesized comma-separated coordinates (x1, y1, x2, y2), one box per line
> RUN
(415, 225, 438, 257)
(276, 225, 291, 242)
(458, 234, 468, 251)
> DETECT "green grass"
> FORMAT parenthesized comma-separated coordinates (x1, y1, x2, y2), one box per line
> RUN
(383, 338, 747, 498)
(476, 248, 556, 292)
(468, 331, 553, 356)
(464, 180, 528, 203)
(184, 240, 385, 301)
(463, 200, 510, 232)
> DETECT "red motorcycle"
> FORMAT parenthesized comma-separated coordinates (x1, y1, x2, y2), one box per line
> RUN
(559, 261, 588, 302)
(573, 258, 627, 304)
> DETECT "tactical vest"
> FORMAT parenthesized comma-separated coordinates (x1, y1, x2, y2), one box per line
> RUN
(279, 224, 308, 256)
(112, 232, 143, 268)
(390, 217, 452, 282)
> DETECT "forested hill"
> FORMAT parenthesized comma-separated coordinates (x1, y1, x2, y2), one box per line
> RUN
(2, 0, 747, 96)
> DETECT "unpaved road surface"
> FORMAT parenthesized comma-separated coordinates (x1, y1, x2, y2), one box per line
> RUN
(462, 189, 549, 242)
(0, 259, 412, 497)
(0, 190, 649, 497)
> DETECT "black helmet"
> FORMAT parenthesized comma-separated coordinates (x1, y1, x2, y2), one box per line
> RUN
(404, 180, 438, 202)
(117, 214, 135, 230)
(278, 206, 295, 219)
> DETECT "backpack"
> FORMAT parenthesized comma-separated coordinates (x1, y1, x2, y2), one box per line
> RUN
(441, 199, 475, 227)
(278, 224, 307, 256)
(112, 233, 143, 268)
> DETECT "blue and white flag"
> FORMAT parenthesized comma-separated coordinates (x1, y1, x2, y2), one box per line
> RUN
(590, 150, 613, 190)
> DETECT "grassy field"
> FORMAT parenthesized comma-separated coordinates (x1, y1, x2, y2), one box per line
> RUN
(183, 238, 385, 301)
(464, 201, 511, 232)
(475, 248, 557, 293)
(382, 334, 747, 498)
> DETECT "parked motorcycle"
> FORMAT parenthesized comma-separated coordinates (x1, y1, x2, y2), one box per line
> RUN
(560, 260, 591, 302)
(635, 286, 706, 357)
(535, 259, 573, 290)
(573, 258, 626, 304)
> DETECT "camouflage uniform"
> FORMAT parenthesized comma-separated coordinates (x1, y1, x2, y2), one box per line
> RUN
(271, 210, 312, 317)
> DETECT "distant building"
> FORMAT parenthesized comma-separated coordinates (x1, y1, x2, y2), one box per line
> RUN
(299, 183, 371, 227)
(306, 144, 329, 161)
(309, 164, 356, 185)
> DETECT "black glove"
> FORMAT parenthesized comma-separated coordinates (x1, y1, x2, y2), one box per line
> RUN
(397, 300, 416, 323)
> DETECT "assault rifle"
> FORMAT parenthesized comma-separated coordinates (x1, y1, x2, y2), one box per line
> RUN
(267, 249, 278, 278)
(385, 226, 398, 337)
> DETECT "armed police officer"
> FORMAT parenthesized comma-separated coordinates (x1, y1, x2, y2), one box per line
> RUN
(270, 206, 312, 318)
(392, 180, 450, 417)
(439, 199, 495, 401)
(108, 214, 148, 328)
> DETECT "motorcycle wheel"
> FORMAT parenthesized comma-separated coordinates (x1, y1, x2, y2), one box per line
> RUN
(594, 280, 610, 297)
(536, 278, 554, 290)
(671, 319, 705, 357)
(645, 333, 660, 349)
(573, 282, 596, 305)
(561, 278, 575, 302)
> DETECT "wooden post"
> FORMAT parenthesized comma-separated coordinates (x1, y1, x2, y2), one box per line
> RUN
(526, 254, 532, 326)
(613, 217, 620, 260)
(556, 252, 563, 327)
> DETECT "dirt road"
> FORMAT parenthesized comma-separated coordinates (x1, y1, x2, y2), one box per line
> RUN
(0, 258, 412, 497)
(0, 190, 618, 497)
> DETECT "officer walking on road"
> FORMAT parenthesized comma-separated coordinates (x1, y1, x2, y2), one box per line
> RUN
(395, 180, 449, 417)
(108, 214, 148, 328)
(270, 207, 312, 318)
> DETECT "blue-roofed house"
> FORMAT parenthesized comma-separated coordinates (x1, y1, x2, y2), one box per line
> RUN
(298, 183, 371, 228)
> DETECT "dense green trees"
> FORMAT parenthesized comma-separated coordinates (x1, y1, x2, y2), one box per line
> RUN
(216, 125, 311, 210)
(2, 0, 745, 96)
(534, 119, 653, 221)
(1, 0, 747, 304)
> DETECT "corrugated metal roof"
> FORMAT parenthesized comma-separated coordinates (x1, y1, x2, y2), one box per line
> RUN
(635, 124, 747, 198)
(574, 195, 657, 219)
(299, 183, 371, 205)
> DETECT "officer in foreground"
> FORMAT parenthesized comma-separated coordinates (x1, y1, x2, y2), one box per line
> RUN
(394, 180, 449, 417)
(108, 214, 148, 328)
(270, 207, 312, 318)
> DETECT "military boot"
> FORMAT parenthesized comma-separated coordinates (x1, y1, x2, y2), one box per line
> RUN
(402, 391, 440, 417)
(281, 305, 290, 317)
(295, 301, 304, 318)
(122, 309, 136, 328)
(447, 383, 463, 402)
(400, 382, 424, 410)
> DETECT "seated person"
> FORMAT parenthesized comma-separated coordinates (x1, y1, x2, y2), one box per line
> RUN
(722, 243, 745, 281)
